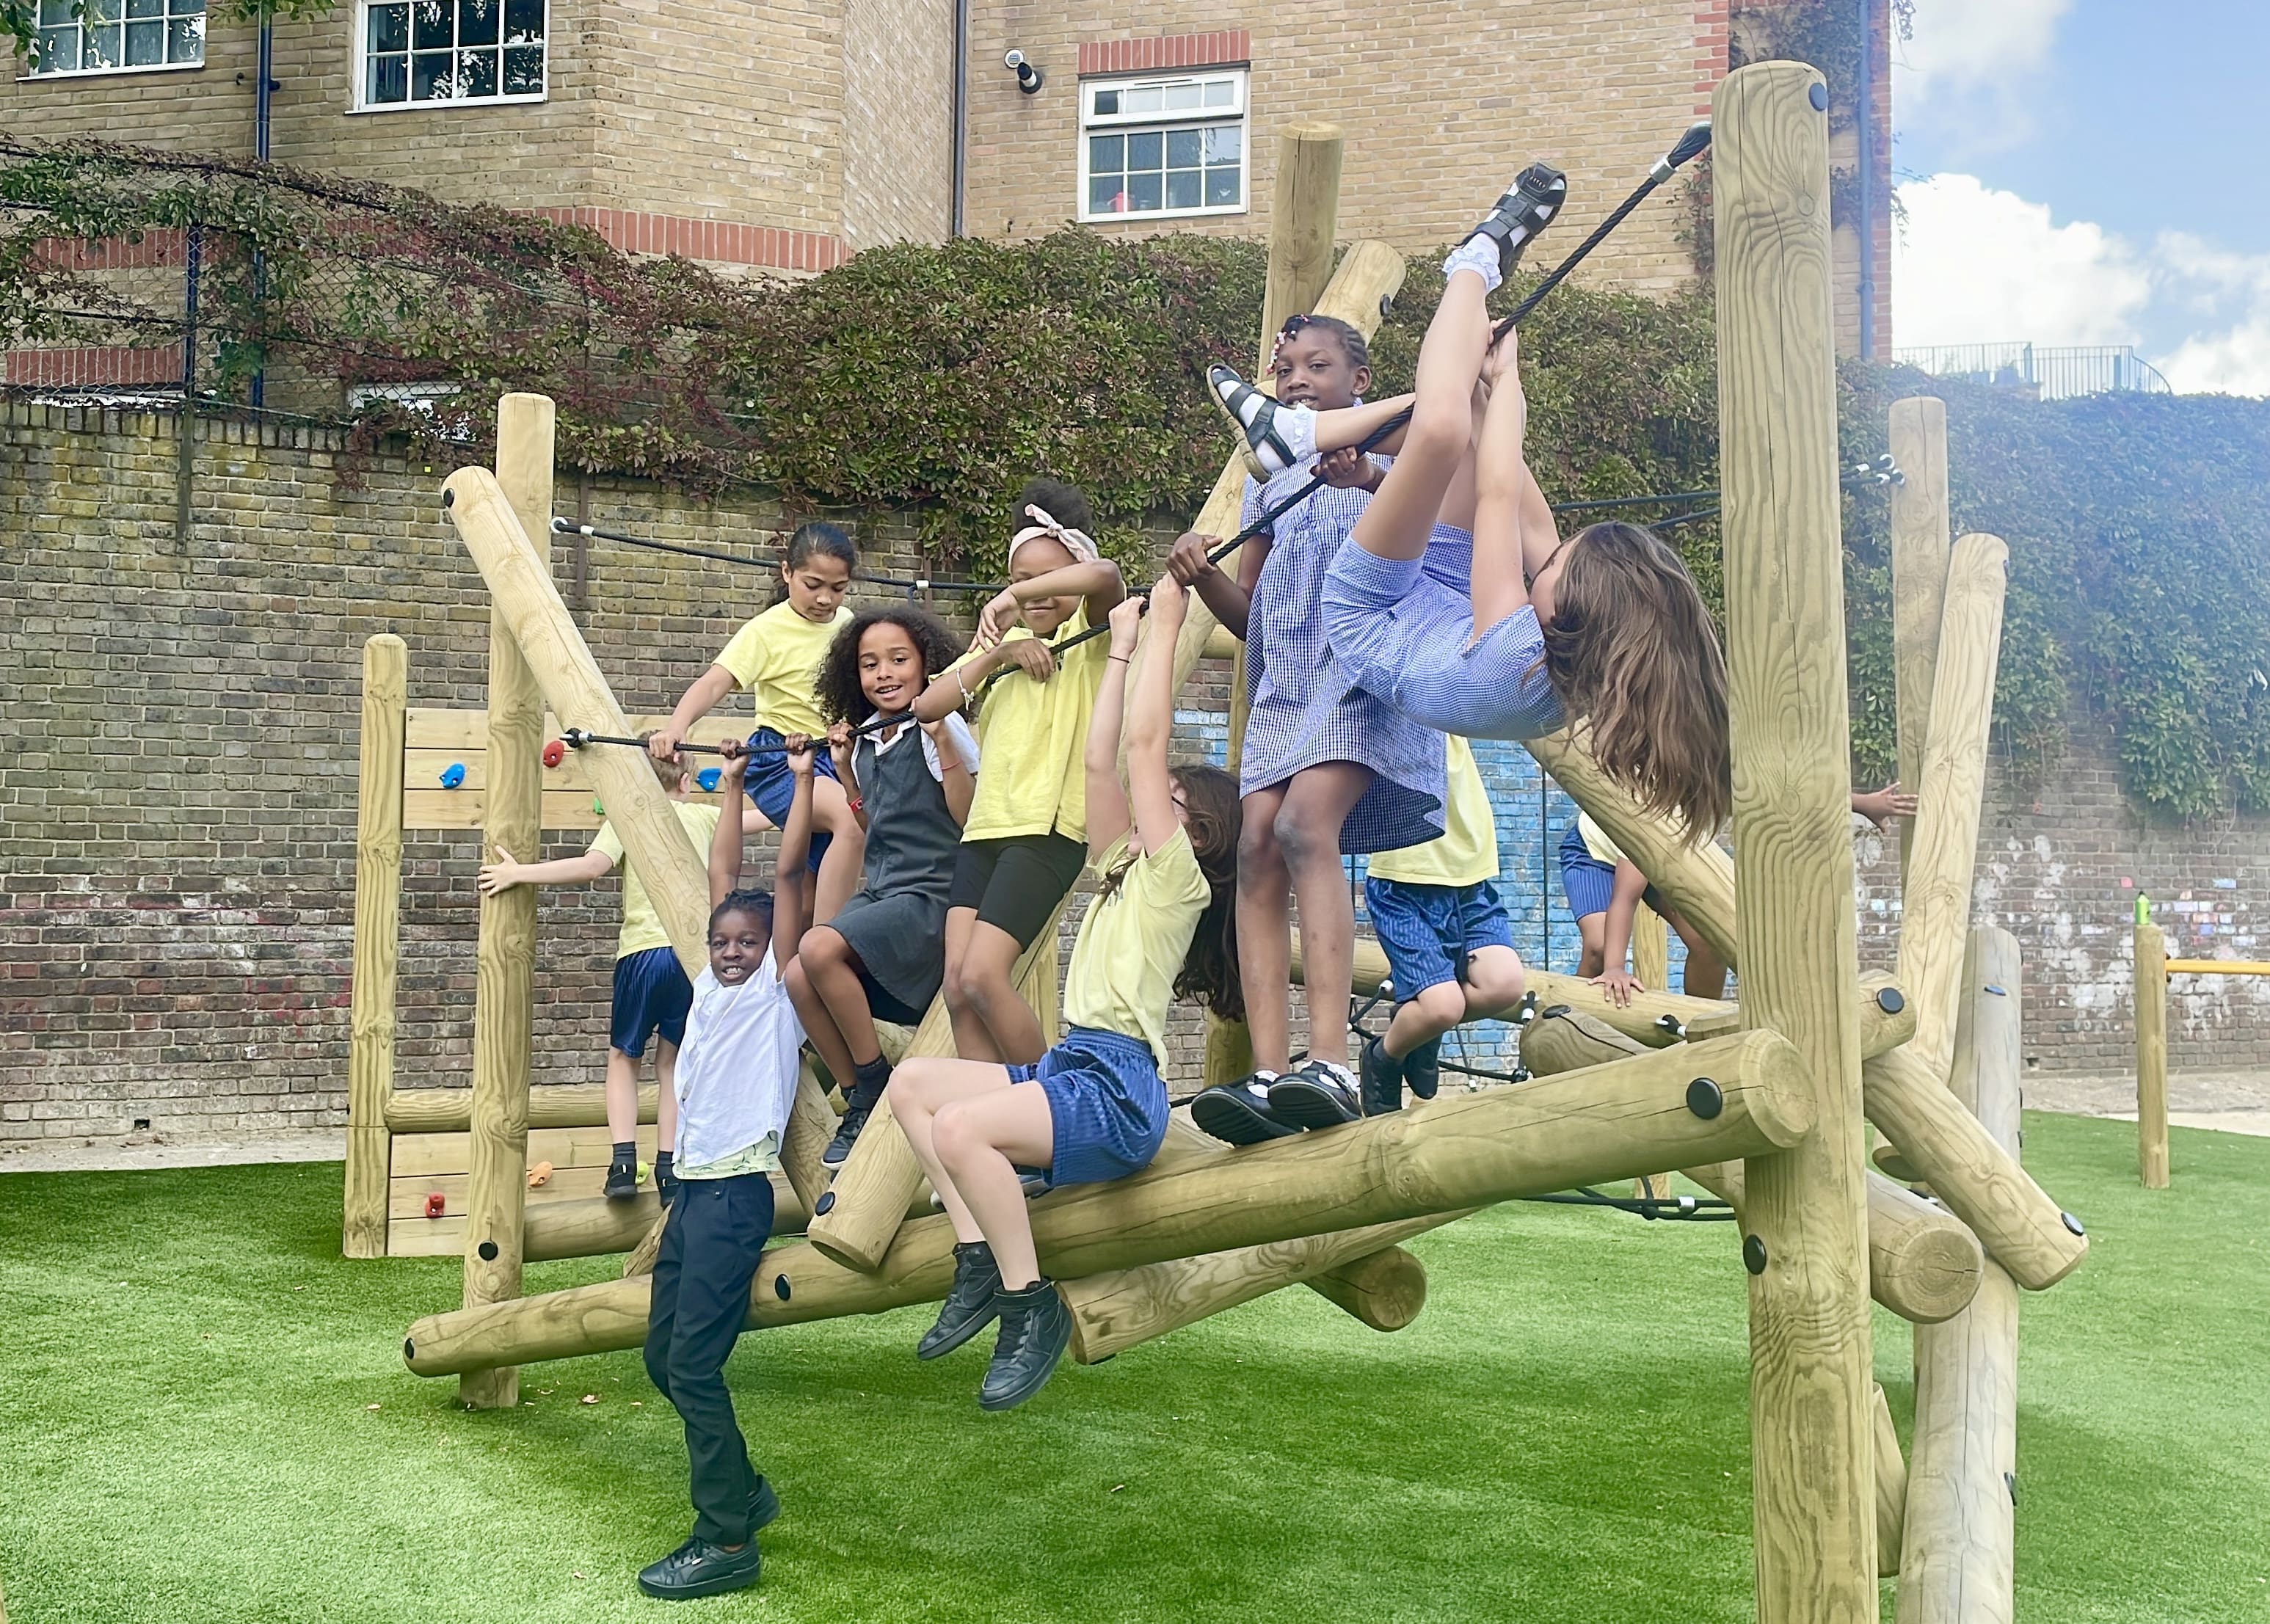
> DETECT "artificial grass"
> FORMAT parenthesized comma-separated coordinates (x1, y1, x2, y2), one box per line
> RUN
(1, 1112, 2264, 1623)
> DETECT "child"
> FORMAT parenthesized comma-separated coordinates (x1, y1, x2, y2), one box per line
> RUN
(782, 606, 981, 1165)
(651, 521, 866, 922)
(1347, 736, 1527, 1118)
(1171, 313, 1448, 1146)
(1208, 167, 1736, 848)
(477, 749, 734, 1201)
(917, 478, 1124, 1064)
(633, 732, 812, 1601)
(887, 577, 1242, 1410)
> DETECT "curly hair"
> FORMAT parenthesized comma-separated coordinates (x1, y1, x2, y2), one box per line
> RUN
(1015, 476, 1094, 535)
(811, 605, 963, 725)
(709, 886, 774, 936)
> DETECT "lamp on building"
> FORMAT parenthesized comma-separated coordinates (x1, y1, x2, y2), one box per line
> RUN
(1003, 49, 1044, 95)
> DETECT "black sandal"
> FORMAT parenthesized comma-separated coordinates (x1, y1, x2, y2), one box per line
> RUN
(1466, 162, 1568, 280)
(1207, 365, 1312, 481)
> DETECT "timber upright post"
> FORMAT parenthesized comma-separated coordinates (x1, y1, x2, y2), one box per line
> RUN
(343, 635, 407, 1258)
(460, 394, 556, 1408)
(1888, 397, 1954, 876)
(1714, 59, 1878, 1614)
(2135, 902, 2169, 1188)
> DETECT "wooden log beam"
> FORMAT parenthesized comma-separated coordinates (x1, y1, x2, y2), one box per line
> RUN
(523, 1179, 943, 1262)
(780, 1061, 840, 1215)
(1683, 1160, 1982, 1326)
(343, 634, 406, 1260)
(1716, 59, 1878, 1613)
(1899, 928, 2022, 1623)
(1339, 932, 1735, 1050)
(403, 1029, 1815, 1375)
(440, 466, 710, 981)
(1888, 396, 1954, 877)
(1894, 531, 2007, 1085)
(2135, 916, 2169, 1189)
(460, 392, 555, 1410)
(1872, 1382, 1908, 1578)
(385, 1082, 659, 1135)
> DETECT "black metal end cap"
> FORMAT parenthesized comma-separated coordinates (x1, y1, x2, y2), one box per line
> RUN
(772, 1273, 792, 1301)
(441, 487, 455, 509)
(1540, 1003, 1574, 1021)
(476, 1239, 498, 1261)
(1685, 1077, 1725, 1119)
(2061, 1211, 2086, 1237)
(814, 1190, 836, 1215)
(403, 1337, 416, 1361)
(1742, 1234, 1768, 1275)
(1875, 986, 1906, 1014)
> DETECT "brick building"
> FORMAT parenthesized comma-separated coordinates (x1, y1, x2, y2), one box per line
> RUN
(3, 0, 1895, 352)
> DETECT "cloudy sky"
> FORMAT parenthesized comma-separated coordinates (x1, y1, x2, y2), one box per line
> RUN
(1892, 0, 2269, 395)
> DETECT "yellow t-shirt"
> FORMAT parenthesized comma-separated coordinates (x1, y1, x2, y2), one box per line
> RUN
(591, 799, 721, 961)
(714, 600, 851, 740)
(1063, 829, 1212, 1063)
(948, 602, 1108, 843)
(1367, 736, 1500, 889)
(1576, 811, 1626, 867)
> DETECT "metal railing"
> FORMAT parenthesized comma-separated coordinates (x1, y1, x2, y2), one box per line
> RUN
(1892, 341, 2172, 401)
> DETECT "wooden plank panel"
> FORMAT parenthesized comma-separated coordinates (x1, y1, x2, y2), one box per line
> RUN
(345, 634, 407, 1259)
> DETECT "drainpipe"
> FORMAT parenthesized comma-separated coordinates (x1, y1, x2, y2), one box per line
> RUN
(950, 0, 969, 237)
(251, 3, 273, 407)
(1855, 0, 1877, 360)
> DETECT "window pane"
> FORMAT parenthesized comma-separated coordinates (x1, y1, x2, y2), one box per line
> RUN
(1088, 175, 1122, 214)
(128, 0, 162, 20)
(1165, 127, 1199, 168)
(1088, 132, 1122, 172)
(411, 0, 450, 51)
(172, 0, 203, 14)
(502, 42, 541, 91)
(1091, 88, 1118, 115)
(1127, 129, 1161, 171)
(125, 17, 161, 60)
(1127, 172, 1163, 212)
(85, 0, 122, 22)
(457, 44, 495, 93)
(37, 0, 70, 24)
(167, 11, 201, 57)
(1204, 167, 1240, 207)
(456, 0, 496, 47)
(368, 50, 407, 101)
(503, 0, 540, 41)
(34, 26, 76, 70)
(1204, 79, 1234, 106)
(411, 48, 451, 96)
(1125, 84, 1161, 113)
(1204, 124, 1240, 164)
(1164, 80, 1201, 109)
(367, 2, 407, 53)
(1165, 169, 1200, 211)
(84, 21, 121, 65)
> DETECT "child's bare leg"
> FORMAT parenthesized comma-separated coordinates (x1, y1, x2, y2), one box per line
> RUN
(1234, 788, 1294, 1074)
(1383, 983, 1465, 1060)
(652, 1038, 680, 1150)
(1345, 270, 1494, 566)
(810, 780, 865, 924)
(1575, 914, 1607, 979)
(1669, 913, 1729, 1000)
(946, 919, 1044, 1066)
(932, 1085, 1058, 1288)
(1276, 763, 1373, 1071)
(603, 1047, 641, 1142)
(1459, 945, 1527, 1022)
(890, 1057, 1017, 1243)
(796, 926, 885, 1067)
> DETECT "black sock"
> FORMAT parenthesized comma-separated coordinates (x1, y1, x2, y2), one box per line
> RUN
(611, 1140, 637, 1164)
(653, 1150, 674, 1174)
(851, 1055, 892, 1105)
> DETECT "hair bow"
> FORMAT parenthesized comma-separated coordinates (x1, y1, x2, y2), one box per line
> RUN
(1007, 503, 1099, 572)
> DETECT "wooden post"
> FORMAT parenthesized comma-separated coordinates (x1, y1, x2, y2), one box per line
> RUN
(402, 1028, 1818, 1377)
(1899, 927, 2023, 1622)
(1889, 396, 1954, 878)
(343, 633, 407, 1259)
(2136, 911, 2169, 1189)
(1716, 59, 1878, 1614)
(440, 467, 709, 979)
(1872, 1383, 1907, 1578)
(1631, 904, 1670, 991)
(1894, 531, 2007, 1087)
(459, 395, 554, 1408)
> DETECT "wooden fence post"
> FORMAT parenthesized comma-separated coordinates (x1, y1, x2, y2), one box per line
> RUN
(2135, 906, 2169, 1189)
(460, 395, 555, 1408)
(1888, 396, 1953, 878)
(1715, 59, 1878, 1616)
(343, 633, 407, 1259)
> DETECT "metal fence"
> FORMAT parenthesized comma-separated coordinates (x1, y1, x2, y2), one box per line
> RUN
(1892, 341, 2172, 401)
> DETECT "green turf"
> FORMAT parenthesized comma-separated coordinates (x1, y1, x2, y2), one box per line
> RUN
(1, 1112, 2265, 1622)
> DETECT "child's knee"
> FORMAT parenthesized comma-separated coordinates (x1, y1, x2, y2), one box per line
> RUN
(1413, 982, 1466, 1032)
(1464, 948, 1525, 1010)
(1271, 801, 1336, 873)
(800, 927, 846, 971)
(1237, 806, 1281, 877)
(932, 1101, 984, 1168)
(945, 958, 1003, 1022)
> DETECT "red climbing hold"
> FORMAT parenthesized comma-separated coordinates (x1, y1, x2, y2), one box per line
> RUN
(424, 1192, 446, 1219)
(542, 739, 566, 769)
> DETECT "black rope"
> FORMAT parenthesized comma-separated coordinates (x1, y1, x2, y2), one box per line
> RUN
(1520, 1187, 1737, 1222)
(549, 520, 998, 594)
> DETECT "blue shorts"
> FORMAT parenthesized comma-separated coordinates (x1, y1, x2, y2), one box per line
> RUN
(1557, 820, 1665, 922)
(1007, 1026, 1169, 1188)
(1364, 876, 1516, 998)
(743, 726, 837, 872)
(1320, 529, 1567, 741)
(611, 945, 694, 1057)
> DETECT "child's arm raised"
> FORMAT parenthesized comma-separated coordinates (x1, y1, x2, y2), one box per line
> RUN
(1121, 575, 1187, 860)
(1166, 531, 1258, 638)
(827, 721, 867, 831)
(773, 738, 818, 964)
(707, 743, 749, 909)
(651, 662, 740, 765)
(1590, 858, 1652, 1007)
(975, 559, 1126, 650)
(477, 841, 612, 896)
(912, 638, 1055, 724)
(1082, 594, 1146, 859)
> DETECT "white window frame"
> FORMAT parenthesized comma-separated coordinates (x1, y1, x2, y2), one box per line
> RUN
(1077, 68, 1249, 225)
(21, 0, 205, 79)
(351, 0, 548, 114)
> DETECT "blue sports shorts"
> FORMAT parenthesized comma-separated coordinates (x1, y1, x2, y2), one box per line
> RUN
(1364, 876, 1516, 998)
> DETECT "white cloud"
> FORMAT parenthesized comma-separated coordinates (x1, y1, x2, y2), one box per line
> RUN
(1893, 175, 2270, 398)
(1894, 0, 2073, 152)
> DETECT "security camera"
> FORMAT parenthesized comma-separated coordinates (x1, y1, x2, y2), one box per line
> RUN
(1003, 48, 1044, 94)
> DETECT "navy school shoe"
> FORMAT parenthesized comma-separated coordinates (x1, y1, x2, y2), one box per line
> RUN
(979, 1279, 1073, 1411)
(1358, 1036, 1405, 1116)
(1403, 1034, 1444, 1101)
(636, 1537, 760, 1600)
(1267, 1057, 1364, 1129)
(1190, 1071, 1299, 1146)
(920, 1239, 1003, 1361)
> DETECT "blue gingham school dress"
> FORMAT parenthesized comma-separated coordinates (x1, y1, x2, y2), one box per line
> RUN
(1237, 462, 1447, 855)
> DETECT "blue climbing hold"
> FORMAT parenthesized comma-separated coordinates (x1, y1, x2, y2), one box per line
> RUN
(438, 762, 467, 789)
(698, 767, 723, 793)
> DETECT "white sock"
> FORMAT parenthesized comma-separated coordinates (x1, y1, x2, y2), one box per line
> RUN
(1443, 235, 1504, 293)
(1273, 401, 1318, 465)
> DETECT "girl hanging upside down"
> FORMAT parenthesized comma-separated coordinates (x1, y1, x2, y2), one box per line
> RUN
(1208, 165, 1733, 842)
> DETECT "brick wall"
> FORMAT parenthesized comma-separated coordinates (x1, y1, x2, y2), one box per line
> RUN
(841, 0, 956, 247)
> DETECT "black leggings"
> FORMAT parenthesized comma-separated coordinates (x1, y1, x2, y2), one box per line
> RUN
(947, 831, 1088, 947)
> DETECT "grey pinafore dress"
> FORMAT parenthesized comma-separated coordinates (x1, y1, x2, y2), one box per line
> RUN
(829, 718, 964, 1015)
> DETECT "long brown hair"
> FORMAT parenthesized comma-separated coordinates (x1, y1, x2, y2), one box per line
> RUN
(1097, 763, 1243, 1021)
(1539, 522, 1731, 840)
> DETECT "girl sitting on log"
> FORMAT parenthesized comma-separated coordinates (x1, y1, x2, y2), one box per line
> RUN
(915, 478, 1124, 1065)
(887, 576, 1243, 1411)
(631, 729, 812, 1601)
(783, 607, 981, 1166)
(1208, 173, 1733, 845)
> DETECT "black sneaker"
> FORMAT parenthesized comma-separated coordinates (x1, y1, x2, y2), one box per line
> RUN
(1190, 1073, 1298, 1146)
(1358, 1036, 1405, 1116)
(604, 1150, 639, 1201)
(1268, 1059, 1364, 1129)
(748, 1474, 779, 1536)
(978, 1280, 1072, 1411)
(1466, 162, 1568, 280)
(1404, 1035, 1444, 1101)
(1207, 365, 1313, 481)
(654, 1154, 679, 1206)
(636, 1536, 760, 1600)
(920, 1240, 1003, 1361)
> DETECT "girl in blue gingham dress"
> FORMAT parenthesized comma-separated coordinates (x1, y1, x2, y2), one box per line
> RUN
(1171, 313, 1447, 1146)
